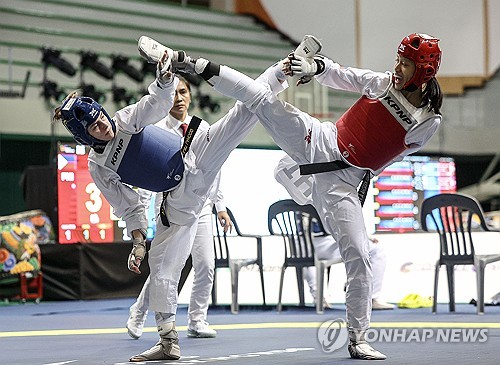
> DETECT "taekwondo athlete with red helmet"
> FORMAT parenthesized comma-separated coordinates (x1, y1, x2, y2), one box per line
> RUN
(138, 33, 442, 360)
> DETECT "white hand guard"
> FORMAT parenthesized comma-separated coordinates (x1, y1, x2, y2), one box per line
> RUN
(156, 51, 173, 85)
(289, 54, 318, 85)
(127, 236, 147, 274)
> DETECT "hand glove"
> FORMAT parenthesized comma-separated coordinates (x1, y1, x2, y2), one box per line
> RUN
(156, 51, 173, 85)
(289, 54, 318, 77)
(127, 236, 147, 274)
(289, 53, 317, 86)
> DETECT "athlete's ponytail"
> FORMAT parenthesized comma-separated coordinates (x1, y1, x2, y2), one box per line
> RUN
(422, 77, 443, 115)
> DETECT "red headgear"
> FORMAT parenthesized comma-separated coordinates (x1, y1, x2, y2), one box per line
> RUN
(397, 33, 441, 91)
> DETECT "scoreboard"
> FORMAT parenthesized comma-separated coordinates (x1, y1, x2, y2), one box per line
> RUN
(57, 144, 129, 243)
(370, 156, 457, 233)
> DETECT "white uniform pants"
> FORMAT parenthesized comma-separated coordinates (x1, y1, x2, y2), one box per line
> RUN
(132, 203, 215, 324)
(187, 203, 215, 323)
(213, 66, 373, 332)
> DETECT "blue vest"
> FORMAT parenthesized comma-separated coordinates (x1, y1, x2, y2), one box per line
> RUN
(100, 125, 185, 192)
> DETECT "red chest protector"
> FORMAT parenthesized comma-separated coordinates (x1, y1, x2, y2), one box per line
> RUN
(336, 89, 421, 172)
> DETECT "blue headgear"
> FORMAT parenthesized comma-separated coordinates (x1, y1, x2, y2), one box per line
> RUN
(60, 96, 116, 148)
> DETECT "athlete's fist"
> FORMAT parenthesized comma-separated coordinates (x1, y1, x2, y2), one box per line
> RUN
(128, 234, 147, 274)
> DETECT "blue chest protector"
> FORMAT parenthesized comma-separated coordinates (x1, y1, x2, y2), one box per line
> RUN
(102, 125, 184, 192)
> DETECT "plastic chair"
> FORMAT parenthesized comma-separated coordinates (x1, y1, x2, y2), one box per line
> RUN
(268, 199, 340, 313)
(0, 245, 43, 303)
(421, 193, 500, 314)
(0, 271, 43, 303)
(211, 207, 266, 314)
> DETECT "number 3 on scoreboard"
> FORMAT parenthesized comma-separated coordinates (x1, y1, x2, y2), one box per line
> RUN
(85, 182, 103, 213)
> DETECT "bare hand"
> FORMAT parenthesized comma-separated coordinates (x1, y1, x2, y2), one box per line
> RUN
(218, 211, 233, 233)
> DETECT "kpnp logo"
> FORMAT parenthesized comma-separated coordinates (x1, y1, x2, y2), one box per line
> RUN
(317, 318, 349, 353)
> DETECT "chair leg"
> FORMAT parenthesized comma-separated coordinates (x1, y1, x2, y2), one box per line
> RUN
(296, 267, 305, 307)
(259, 264, 266, 306)
(229, 263, 239, 314)
(316, 263, 325, 314)
(37, 274, 43, 303)
(475, 259, 486, 315)
(277, 266, 286, 312)
(446, 265, 455, 312)
(433, 262, 440, 314)
(20, 273, 28, 301)
(211, 270, 218, 306)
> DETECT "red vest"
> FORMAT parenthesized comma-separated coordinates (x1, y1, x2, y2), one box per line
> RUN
(336, 89, 425, 172)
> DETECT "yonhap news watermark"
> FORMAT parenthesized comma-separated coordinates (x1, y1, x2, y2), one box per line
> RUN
(318, 319, 489, 353)
(363, 327, 488, 343)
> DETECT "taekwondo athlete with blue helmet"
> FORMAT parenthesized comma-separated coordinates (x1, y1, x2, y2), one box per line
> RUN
(54, 52, 181, 265)
(54, 44, 289, 362)
(126, 76, 233, 341)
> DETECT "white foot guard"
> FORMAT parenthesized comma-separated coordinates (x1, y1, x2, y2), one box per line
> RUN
(294, 35, 322, 58)
(138, 35, 194, 73)
(138, 36, 174, 64)
(129, 322, 181, 362)
(287, 35, 323, 85)
(129, 339, 181, 362)
(348, 341, 387, 360)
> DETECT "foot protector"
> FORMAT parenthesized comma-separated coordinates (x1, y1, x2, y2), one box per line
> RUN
(348, 341, 387, 360)
(294, 35, 322, 58)
(138, 35, 174, 64)
(129, 339, 181, 362)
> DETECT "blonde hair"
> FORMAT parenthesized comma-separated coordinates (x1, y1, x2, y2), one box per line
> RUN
(52, 90, 81, 122)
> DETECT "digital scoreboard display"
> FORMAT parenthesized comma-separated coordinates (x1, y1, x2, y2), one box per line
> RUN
(57, 143, 157, 244)
(370, 156, 457, 233)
